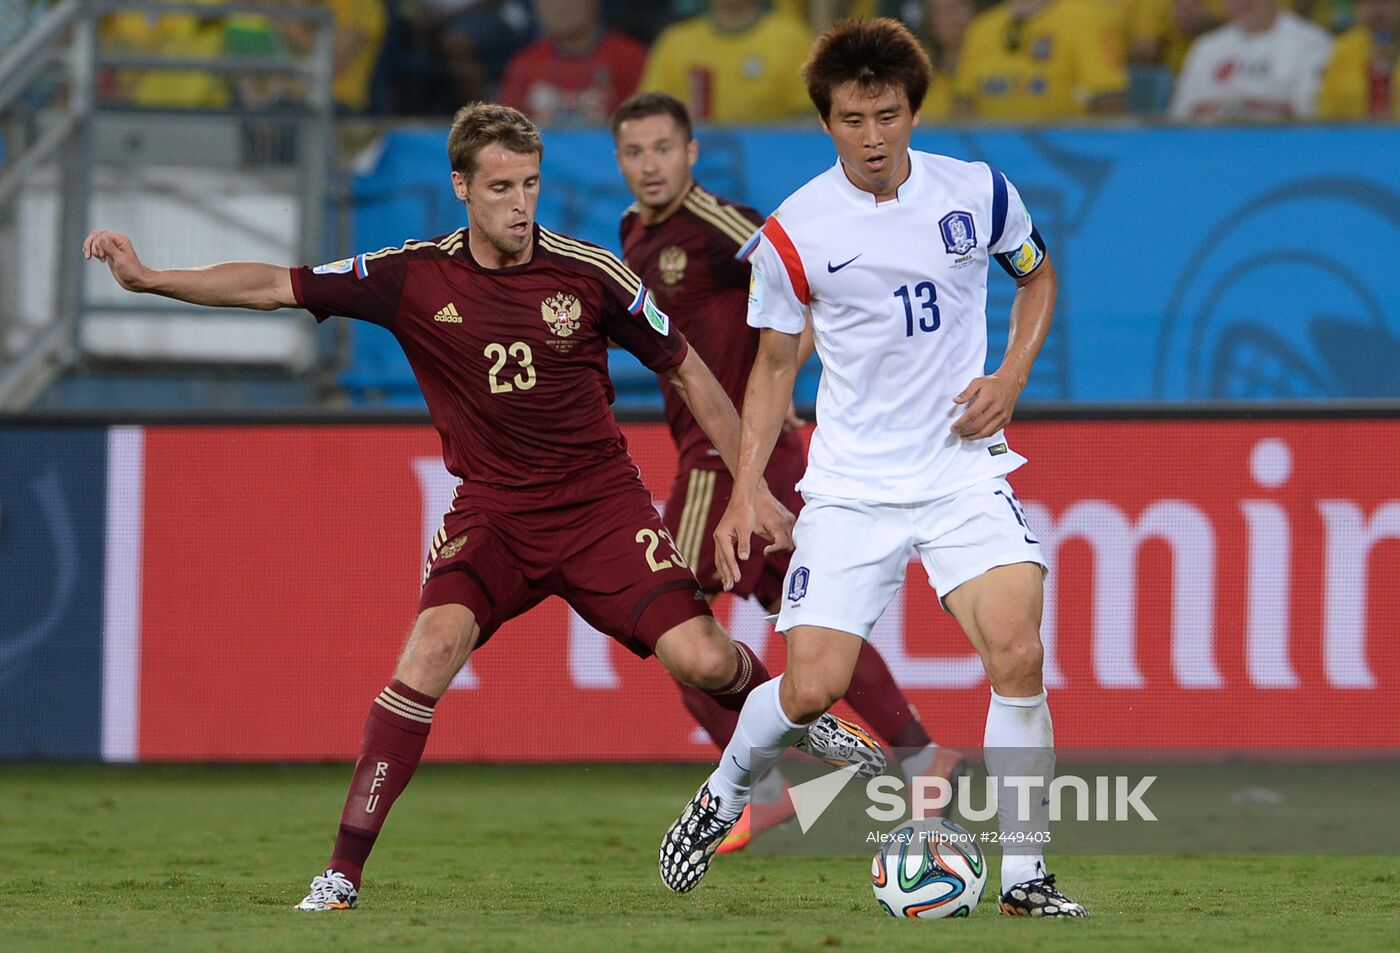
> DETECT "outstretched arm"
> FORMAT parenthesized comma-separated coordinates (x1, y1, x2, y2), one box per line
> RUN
(951, 253, 1056, 439)
(711, 327, 803, 589)
(663, 346, 746, 476)
(662, 347, 796, 561)
(83, 230, 297, 311)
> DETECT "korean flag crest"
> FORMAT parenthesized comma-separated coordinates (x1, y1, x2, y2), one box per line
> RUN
(939, 211, 977, 256)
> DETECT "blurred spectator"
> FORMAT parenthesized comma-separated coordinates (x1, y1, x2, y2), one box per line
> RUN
(601, 0, 675, 45)
(914, 0, 976, 120)
(1099, 0, 1136, 60)
(101, 0, 239, 108)
(498, 0, 646, 126)
(1130, 0, 1228, 69)
(638, 0, 812, 123)
(223, 1, 291, 109)
(1170, 0, 1333, 120)
(1297, 0, 1357, 31)
(412, 0, 534, 107)
(775, 0, 881, 32)
(281, 0, 388, 113)
(1316, 0, 1399, 117)
(954, 0, 1128, 120)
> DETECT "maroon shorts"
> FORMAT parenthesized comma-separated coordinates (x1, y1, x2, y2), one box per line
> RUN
(663, 444, 805, 607)
(419, 465, 710, 658)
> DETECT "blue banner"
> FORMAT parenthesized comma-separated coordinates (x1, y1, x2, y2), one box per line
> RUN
(0, 427, 107, 759)
(348, 125, 1400, 406)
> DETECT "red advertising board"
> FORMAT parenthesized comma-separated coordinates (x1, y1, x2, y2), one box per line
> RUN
(130, 420, 1400, 760)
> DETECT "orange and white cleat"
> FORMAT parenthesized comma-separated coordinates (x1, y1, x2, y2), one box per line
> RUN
(716, 804, 753, 854)
(294, 869, 358, 911)
(795, 713, 887, 780)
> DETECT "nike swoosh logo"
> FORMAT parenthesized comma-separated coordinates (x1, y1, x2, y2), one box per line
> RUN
(826, 254, 861, 273)
(729, 754, 750, 773)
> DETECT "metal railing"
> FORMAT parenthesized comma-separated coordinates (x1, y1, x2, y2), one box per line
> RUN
(0, 0, 337, 410)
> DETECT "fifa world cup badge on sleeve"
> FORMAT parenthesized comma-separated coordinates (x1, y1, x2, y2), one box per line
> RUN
(313, 258, 355, 275)
(1010, 238, 1044, 277)
(748, 267, 763, 310)
(642, 293, 670, 335)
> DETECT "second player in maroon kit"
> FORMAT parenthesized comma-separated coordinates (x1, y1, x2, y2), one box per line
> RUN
(612, 92, 965, 854)
(84, 102, 885, 912)
(620, 181, 804, 604)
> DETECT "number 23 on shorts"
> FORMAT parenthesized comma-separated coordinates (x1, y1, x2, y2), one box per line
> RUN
(636, 527, 689, 572)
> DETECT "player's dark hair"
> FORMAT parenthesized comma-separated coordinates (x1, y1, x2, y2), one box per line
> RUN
(448, 102, 544, 180)
(609, 92, 694, 142)
(802, 17, 933, 120)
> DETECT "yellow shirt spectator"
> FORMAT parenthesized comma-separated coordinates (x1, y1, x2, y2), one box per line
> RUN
(1317, 24, 1400, 118)
(281, 0, 388, 113)
(328, 0, 387, 113)
(102, 0, 233, 108)
(956, 0, 1128, 121)
(1098, 0, 1136, 59)
(638, 8, 812, 123)
(922, 69, 957, 122)
(773, 0, 879, 29)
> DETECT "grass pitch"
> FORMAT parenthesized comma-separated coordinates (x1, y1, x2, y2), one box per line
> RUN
(3, 764, 1398, 953)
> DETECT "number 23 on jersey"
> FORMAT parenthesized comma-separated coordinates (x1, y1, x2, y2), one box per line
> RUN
(484, 342, 536, 394)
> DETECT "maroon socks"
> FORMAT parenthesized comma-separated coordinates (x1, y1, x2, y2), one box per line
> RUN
(326, 680, 437, 887)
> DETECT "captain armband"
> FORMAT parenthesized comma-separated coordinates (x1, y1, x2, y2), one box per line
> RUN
(993, 226, 1047, 279)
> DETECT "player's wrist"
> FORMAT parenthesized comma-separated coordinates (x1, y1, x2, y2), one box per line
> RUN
(994, 364, 1030, 394)
(130, 265, 161, 294)
(731, 480, 762, 508)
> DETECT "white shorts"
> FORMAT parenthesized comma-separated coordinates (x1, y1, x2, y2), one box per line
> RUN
(775, 476, 1046, 639)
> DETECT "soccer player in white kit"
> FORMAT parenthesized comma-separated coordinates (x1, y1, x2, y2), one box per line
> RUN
(658, 17, 1087, 917)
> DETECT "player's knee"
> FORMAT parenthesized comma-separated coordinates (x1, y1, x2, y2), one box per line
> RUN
(985, 628, 1043, 685)
(678, 638, 738, 691)
(781, 676, 842, 724)
(405, 612, 474, 676)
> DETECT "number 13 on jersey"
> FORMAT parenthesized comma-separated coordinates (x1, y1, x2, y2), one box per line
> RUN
(894, 281, 940, 337)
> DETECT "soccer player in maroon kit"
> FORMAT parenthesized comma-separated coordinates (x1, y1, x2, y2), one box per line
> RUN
(83, 102, 884, 911)
(611, 92, 965, 853)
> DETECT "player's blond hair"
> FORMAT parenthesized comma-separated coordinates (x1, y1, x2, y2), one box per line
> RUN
(447, 103, 544, 181)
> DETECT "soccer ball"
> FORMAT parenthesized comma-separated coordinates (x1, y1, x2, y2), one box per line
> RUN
(870, 816, 986, 919)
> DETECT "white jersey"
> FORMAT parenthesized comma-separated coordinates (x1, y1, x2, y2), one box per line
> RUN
(744, 149, 1040, 504)
(1169, 12, 1333, 122)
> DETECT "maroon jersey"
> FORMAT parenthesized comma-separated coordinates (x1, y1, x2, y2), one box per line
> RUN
(621, 183, 786, 464)
(292, 224, 687, 491)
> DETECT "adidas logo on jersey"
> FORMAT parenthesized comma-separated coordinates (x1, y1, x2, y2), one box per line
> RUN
(434, 303, 461, 324)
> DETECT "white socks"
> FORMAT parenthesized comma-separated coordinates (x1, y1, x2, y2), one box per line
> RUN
(705, 676, 808, 820)
(984, 688, 1055, 892)
(899, 743, 941, 782)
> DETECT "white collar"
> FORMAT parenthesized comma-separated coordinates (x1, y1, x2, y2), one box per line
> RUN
(830, 149, 922, 208)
